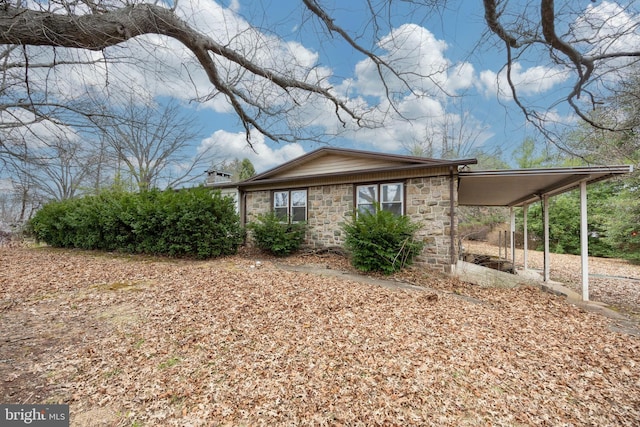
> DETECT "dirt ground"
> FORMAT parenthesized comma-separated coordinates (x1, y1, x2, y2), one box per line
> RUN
(1, 245, 639, 426)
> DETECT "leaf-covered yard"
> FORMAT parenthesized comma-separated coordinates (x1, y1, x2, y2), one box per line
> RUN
(1, 246, 639, 426)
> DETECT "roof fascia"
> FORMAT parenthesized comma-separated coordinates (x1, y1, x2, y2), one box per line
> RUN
(508, 166, 632, 207)
(237, 159, 477, 190)
(459, 165, 632, 178)
(243, 147, 477, 184)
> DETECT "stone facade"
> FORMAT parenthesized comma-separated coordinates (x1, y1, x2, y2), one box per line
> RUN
(306, 184, 353, 248)
(243, 176, 457, 272)
(405, 176, 457, 272)
(245, 190, 271, 224)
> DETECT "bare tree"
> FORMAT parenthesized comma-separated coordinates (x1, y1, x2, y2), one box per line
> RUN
(402, 100, 490, 159)
(1, 129, 103, 203)
(94, 99, 213, 192)
(1, 0, 639, 146)
(0, 154, 43, 224)
(482, 0, 640, 139)
(31, 136, 100, 200)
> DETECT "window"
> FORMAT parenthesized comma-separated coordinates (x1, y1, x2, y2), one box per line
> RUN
(356, 185, 378, 215)
(356, 182, 404, 215)
(381, 182, 403, 215)
(273, 189, 307, 222)
(291, 190, 307, 222)
(274, 191, 289, 220)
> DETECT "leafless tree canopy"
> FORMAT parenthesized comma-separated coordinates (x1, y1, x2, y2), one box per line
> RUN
(482, 0, 640, 136)
(1, 0, 640, 143)
(93, 99, 213, 192)
(0, 1, 366, 144)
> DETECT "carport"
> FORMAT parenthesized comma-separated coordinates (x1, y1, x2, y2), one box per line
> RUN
(457, 165, 633, 301)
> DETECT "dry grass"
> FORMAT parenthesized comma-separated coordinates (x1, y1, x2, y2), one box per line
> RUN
(1, 246, 639, 426)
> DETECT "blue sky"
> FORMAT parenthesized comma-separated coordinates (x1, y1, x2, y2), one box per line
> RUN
(180, 0, 573, 172)
(3, 0, 639, 189)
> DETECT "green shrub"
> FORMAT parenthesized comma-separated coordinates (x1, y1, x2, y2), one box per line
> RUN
(27, 199, 75, 247)
(27, 187, 244, 259)
(343, 208, 424, 274)
(248, 212, 307, 256)
(153, 187, 245, 258)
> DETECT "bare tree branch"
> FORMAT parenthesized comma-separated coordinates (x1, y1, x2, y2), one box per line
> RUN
(0, 3, 363, 143)
(483, 0, 640, 141)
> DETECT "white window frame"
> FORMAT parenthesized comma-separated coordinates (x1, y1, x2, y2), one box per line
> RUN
(273, 189, 307, 222)
(356, 182, 404, 216)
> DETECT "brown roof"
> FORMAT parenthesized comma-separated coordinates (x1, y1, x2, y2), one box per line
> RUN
(211, 147, 477, 189)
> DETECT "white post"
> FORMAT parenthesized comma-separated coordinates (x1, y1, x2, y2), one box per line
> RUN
(523, 204, 528, 271)
(510, 207, 516, 268)
(543, 195, 550, 282)
(580, 180, 589, 301)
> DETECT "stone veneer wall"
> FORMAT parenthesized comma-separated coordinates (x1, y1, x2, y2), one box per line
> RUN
(243, 176, 456, 272)
(306, 184, 353, 248)
(405, 176, 457, 272)
(244, 190, 271, 224)
(243, 185, 354, 249)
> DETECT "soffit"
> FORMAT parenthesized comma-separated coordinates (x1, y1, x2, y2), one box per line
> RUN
(458, 166, 633, 207)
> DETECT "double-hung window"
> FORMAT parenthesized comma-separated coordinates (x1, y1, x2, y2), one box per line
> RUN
(273, 189, 307, 222)
(356, 182, 404, 215)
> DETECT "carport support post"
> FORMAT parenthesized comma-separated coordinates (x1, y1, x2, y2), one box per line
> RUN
(510, 208, 516, 270)
(523, 204, 528, 270)
(580, 180, 589, 301)
(543, 195, 550, 282)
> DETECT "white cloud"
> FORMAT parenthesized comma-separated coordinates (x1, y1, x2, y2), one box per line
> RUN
(343, 24, 475, 100)
(228, 0, 240, 13)
(198, 129, 306, 173)
(574, 1, 640, 57)
(479, 63, 570, 100)
(446, 62, 476, 93)
(310, 23, 492, 155)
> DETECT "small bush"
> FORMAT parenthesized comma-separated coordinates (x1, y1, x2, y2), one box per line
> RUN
(343, 209, 424, 274)
(248, 212, 307, 256)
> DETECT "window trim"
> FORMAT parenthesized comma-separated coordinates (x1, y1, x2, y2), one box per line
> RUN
(355, 181, 405, 216)
(272, 188, 308, 223)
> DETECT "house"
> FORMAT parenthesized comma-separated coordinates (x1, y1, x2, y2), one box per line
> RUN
(209, 147, 477, 272)
(209, 146, 632, 299)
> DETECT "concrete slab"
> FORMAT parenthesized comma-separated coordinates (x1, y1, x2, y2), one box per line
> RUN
(452, 261, 541, 288)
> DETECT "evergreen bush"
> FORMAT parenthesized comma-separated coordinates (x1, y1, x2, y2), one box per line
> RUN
(27, 187, 244, 258)
(247, 212, 307, 256)
(343, 208, 424, 274)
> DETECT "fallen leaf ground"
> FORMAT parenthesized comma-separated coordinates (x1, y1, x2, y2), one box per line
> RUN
(1, 246, 639, 426)
(464, 241, 640, 317)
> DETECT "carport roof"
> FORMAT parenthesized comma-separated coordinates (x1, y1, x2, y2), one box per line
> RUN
(458, 165, 633, 207)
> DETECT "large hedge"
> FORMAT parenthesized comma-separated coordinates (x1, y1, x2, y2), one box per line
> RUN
(27, 187, 244, 258)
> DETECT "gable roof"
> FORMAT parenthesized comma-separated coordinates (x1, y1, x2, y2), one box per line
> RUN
(227, 147, 477, 188)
